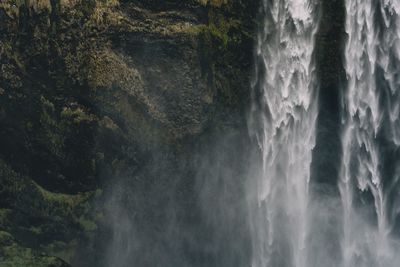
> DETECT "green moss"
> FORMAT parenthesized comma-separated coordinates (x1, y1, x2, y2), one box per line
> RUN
(61, 107, 97, 124)
(77, 217, 97, 232)
(187, 8, 245, 53)
(33, 181, 94, 220)
(42, 240, 78, 264)
(0, 160, 100, 264)
(0, 158, 96, 223)
(197, 0, 228, 7)
(38, 97, 65, 157)
(97, 0, 119, 5)
(0, 231, 68, 267)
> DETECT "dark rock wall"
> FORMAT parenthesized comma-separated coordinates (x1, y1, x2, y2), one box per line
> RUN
(0, 0, 257, 266)
(312, 0, 346, 188)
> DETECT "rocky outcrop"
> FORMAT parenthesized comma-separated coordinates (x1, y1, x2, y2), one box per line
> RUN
(0, 0, 256, 265)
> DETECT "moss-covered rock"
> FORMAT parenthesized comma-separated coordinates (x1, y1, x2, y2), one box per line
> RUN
(0, 159, 101, 264)
(0, 231, 70, 267)
(0, 0, 257, 265)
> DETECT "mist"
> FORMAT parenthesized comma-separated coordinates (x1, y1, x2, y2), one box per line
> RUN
(95, 1, 400, 267)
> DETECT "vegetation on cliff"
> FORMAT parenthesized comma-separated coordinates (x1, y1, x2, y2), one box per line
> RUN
(0, 0, 256, 265)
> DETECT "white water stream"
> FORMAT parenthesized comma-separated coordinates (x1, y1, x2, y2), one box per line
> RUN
(249, 1, 319, 266)
(340, 0, 400, 266)
(249, 0, 400, 267)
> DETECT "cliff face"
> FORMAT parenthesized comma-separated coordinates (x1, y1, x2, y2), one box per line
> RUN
(0, 0, 257, 266)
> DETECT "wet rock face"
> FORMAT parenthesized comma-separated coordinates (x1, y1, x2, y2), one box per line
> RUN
(0, 0, 256, 190)
(0, 0, 256, 265)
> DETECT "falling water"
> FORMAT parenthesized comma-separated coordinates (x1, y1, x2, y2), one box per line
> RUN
(248, 0, 319, 266)
(340, 0, 400, 266)
(102, 1, 400, 266)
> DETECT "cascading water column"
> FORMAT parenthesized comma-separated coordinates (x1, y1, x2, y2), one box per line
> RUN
(248, 1, 319, 266)
(341, 0, 400, 266)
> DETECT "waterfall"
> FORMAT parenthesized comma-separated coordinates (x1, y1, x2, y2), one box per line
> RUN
(101, 1, 400, 266)
(250, 0, 400, 266)
(340, 0, 400, 266)
(248, 0, 319, 266)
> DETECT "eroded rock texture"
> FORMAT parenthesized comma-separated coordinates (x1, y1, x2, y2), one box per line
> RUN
(0, 1, 256, 266)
